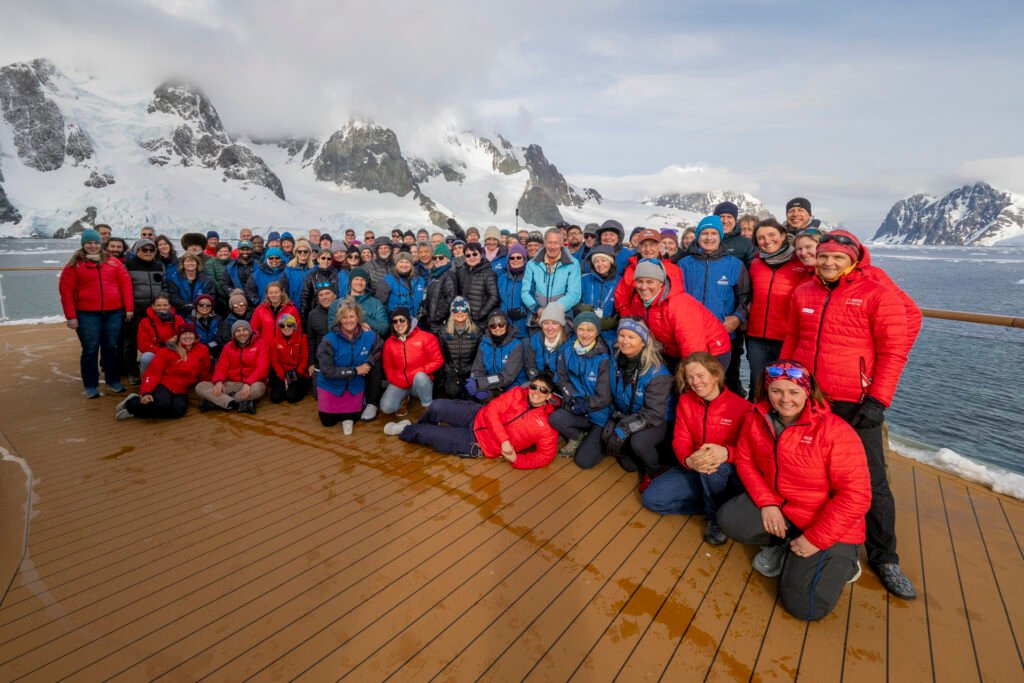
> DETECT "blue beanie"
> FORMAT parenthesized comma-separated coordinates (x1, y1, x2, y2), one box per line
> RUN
(207, 230, 219, 239)
(697, 215, 724, 242)
(617, 317, 651, 344)
(280, 231, 295, 243)
(80, 229, 102, 245)
(265, 247, 285, 261)
(713, 201, 739, 219)
(267, 231, 281, 242)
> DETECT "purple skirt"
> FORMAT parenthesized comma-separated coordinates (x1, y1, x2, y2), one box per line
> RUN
(317, 387, 363, 414)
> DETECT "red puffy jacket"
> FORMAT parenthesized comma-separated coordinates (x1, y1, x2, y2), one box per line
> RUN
(780, 268, 910, 406)
(383, 326, 444, 389)
(858, 244, 922, 348)
(137, 306, 186, 355)
(473, 386, 559, 469)
(141, 343, 211, 395)
(270, 329, 309, 378)
(613, 253, 685, 315)
(58, 256, 134, 319)
(734, 400, 871, 550)
(672, 388, 751, 467)
(250, 301, 302, 340)
(746, 254, 812, 340)
(622, 283, 730, 359)
(212, 335, 270, 385)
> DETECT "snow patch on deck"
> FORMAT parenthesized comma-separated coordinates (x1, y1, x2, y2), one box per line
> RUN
(892, 437, 1024, 500)
(0, 315, 65, 326)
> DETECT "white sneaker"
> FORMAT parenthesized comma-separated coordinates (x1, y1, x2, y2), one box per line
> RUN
(383, 419, 411, 436)
(360, 404, 378, 421)
(115, 408, 133, 421)
(847, 560, 862, 584)
(342, 420, 354, 435)
(115, 393, 139, 413)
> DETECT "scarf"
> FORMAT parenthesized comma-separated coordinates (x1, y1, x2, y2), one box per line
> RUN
(759, 242, 795, 267)
(84, 253, 101, 262)
(431, 262, 451, 277)
(574, 340, 596, 356)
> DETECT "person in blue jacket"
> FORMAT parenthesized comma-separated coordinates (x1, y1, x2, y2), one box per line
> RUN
(524, 302, 568, 380)
(245, 247, 286, 305)
(315, 296, 383, 435)
(678, 215, 752, 395)
(548, 312, 613, 459)
(577, 244, 621, 349)
(497, 244, 529, 338)
(522, 228, 581, 330)
(595, 220, 635, 274)
(467, 309, 526, 402)
(166, 253, 215, 317)
(190, 293, 223, 360)
(280, 238, 316, 304)
(226, 240, 256, 291)
(376, 251, 427, 316)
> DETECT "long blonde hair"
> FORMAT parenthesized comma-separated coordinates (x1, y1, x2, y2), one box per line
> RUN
(287, 239, 314, 267)
(445, 311, 479, 336)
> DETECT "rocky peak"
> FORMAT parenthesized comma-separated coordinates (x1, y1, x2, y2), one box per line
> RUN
(643, 190, 767, 217)
(0, 164, 22, 225)
(0, 59, 67, 171)
(873, 182, 1023, 246)
(312, 121, 416, 197)
(476, 136, 523, 175)
(147, 81, 230, 145)
(408, 158, 466, 184)
(65, 123, 94, 165)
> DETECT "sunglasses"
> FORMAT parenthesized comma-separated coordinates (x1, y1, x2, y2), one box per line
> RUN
(766, 366, 805, 380)
(433, 255, 449, 261)
(347, 253, 360, 259)
(278, 323, 296, 329)
(267, 257, 282, 261)
(295, 249, 311, 254)
(488, 322, 507, 329)
(466, 252, 481, 257)
(392, 317, 408, 323)
(508, 255, 524, 261)
(139, 247, 156, 253)
(196, 301, 213, 308)
(528, 383, 552, 395)
(451, 306, 469, 313)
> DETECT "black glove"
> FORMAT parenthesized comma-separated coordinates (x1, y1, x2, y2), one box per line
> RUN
(568, 395, 589, 417)
(576, 303, 594, 313)
(507, 307, 526, 321)
(851, 396, 886, 429)
(285, 369, 299, 383)
(600, 315, 619, 331)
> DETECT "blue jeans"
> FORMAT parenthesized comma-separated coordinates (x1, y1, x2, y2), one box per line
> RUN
(745, 336, 784, 400)
(399, 399, 481, 455)
(75, 310, 124, 389)
(380, 372, 434, 414)
(641, 463, 743, 521)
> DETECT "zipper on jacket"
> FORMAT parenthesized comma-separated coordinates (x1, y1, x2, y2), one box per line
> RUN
(701, 259, 710, 306)
(811, 289, 834, 376)
(761, 269, 777, 337)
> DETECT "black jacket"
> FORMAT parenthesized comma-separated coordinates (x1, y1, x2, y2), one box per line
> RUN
(299, 268, 339, 325)
(456, 261, 499, 324)
(420, 266, 458, 334)
(306, 304, 332, 369)
(440, 325, 482, 379)
(125, 257, 167, 313)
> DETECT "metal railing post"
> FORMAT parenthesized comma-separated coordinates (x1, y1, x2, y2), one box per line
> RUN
(0, 273, 7, 322)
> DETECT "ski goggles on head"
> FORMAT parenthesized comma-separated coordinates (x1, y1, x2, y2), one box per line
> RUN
(764, 362, 812, 395)
(794, 227, 821, 238)
(766, 365, 805, 380)
(819, 233, 857, 247)
(451, 304, 469, 313)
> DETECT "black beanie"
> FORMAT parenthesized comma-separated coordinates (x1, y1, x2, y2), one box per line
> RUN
(786, 197, 812, 213)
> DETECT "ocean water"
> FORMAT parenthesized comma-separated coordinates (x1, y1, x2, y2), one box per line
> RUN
(2, 238, 1023, 478)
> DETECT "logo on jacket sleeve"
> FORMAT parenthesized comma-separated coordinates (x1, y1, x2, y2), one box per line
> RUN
(801, 308, 815, 314)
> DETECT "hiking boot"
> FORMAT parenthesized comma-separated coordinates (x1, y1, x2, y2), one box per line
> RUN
(752, 544, 787, 577)
(360, 404, 378, 422)
(85, 387, 101, 399)
(115, 394, 139, 413)
(383, 419, 411, 436)
(107, 382, 127, 393)
(848, 561, 862, 584)
(199, 399, 217, 412)
(236, 400, 256, 414)
(876, 563, 916, 598)
(704, 521, 727, 546)
(395, 396, 410, 418)
(115, 408, 133, 421)
(342, 420, 354, 435)
(558, 436, 583, 459)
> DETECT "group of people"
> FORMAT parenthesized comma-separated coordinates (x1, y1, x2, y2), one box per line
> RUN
(58, 196, 921, 620)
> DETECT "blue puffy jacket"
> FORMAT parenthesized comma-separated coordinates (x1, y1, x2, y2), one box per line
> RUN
(378, 272, 426, 316)
(678, 250, 751, 337)
(522, 249, 582, 314)
(524, 331, 564, 379)
(473, 334, 526, 389)
(497, 269, 528, 338)
(281, 264, 315, 304)
(316, 327, 378, 397)
(556, 337, 613, 426)
(191, 312, 222, 354)
(610, 357, 674, 425)
(166, 270, 215, 316)
(245, 262, 285, 305)
(579, 270, 621, 348)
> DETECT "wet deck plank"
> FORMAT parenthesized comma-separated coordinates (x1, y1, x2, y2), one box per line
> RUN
(1, 323, 1022, 681)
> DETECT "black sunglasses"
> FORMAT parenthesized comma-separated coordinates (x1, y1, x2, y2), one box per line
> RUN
(139, 247, 156, 253)
(528, 383, 552, 394)
(392, 316, 408, 324)
(295, 249, 311, 254)
(196, 301, 213, 307)
(488, 321, 507, 329)
(820, 233, 857, 247)
(433, 255, 448, 261)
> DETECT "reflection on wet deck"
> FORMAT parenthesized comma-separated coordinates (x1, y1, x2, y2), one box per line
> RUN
(0, 323, 1022, 681)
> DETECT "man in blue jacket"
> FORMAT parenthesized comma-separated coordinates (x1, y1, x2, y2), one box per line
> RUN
(522, 228, 581, 329)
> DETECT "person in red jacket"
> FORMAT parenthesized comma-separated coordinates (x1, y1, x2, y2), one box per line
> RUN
(195, 320, 270, 414)
(380, 307, 444, 421)
(641, 352, 752, 545)
(780, 229, 917, 599)
(114, 323, 211, 420)
(394, 372, 559, 469)
(612, 229, 685, 314)
(745, 218, 812, 399)
(620, 258, 730, 367)
(58, 229, 135, 397)
(135, 295, 186, 375)
(718, 360, 871, 621)
(250, 281, 302, 339)
(268, 312, 309, 404)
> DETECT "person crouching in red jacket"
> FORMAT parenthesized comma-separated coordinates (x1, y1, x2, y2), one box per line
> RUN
(717, 360, 871, 621)
(115, 323, 211, 420)
(394, 371, 559, 469)
(380, 307, 444, 418)
(641, 352, 752, 546)
(269, 312, 309, 404)
(195, 320, 269, 414)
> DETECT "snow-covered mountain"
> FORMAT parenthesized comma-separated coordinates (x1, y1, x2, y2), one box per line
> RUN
(642, 190, 769, 219)
(0, 58, 757, 238)
(872, 182, 1024, 246)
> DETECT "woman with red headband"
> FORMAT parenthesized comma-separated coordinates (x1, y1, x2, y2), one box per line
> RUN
(718, 360, 871, 621)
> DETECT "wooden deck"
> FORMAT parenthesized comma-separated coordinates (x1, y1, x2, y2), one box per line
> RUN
(0, 323, 1022, 682)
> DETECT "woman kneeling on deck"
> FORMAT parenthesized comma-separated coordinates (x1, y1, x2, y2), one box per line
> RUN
(390, 371, 559, 469)
(641, 352, 750, 546)
(115, 323, 211, 420)
(717, 360, 871, 621)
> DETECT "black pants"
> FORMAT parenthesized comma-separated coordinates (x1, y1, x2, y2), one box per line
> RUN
(269, 373, 309, 404)
(125, 385, 188, 419)
(574, 422, 668, 474)
(718, 493, 859, 621)
(319, 410, 361, 426)
(365, 363, 384, 406)
(726, 330, 745, 396)
(745, 336, 783, 400)
(121, 314, 141, 377)
(831, 401, 898, 566)
(399, 399, 482, 455)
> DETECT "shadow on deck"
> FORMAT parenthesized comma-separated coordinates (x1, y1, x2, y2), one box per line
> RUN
(0, 323, 1022, 681)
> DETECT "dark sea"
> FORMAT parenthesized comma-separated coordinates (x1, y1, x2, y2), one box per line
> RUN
(2, 238, 1022, 482)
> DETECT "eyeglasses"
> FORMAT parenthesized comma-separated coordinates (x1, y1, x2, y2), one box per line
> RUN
(295, 249, 310, 255)
(528, 383, 552, 394)
(392, 317, 408, 324)
(508, 256, 524, 261)
(347, 253, 360, 259)
(139, 247, 155, 253)
(488, 321, 507, 329)
(766, 365, 805, 380)
(278, 323, 296, 329)
(432, 255, 448, 261)
(196, 301, 213, 308)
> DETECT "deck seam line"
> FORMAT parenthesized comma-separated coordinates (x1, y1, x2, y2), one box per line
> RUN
(938, 478, 983, 683)
(701, 562, 756, 682)
(913, 468, 937, 683)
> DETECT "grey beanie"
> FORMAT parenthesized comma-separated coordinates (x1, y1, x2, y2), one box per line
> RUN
(634, 258, 666, 283)
(231, 319, 252, 335)
(539, 301, 566, 325)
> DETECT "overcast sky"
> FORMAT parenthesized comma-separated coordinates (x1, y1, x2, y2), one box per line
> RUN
(2, 0, 1022, 235)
